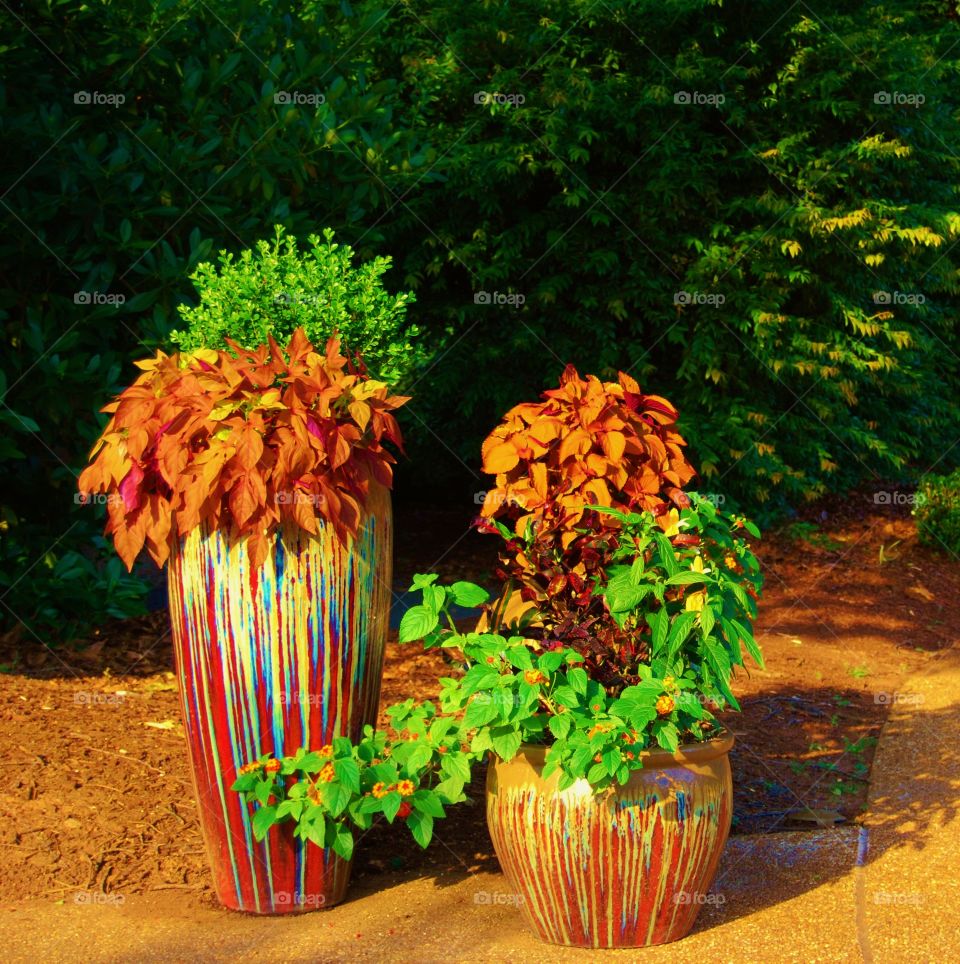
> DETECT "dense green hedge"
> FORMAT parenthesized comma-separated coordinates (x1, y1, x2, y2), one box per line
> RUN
(2, 0, 959, 641)
(378, 0, 960, 512)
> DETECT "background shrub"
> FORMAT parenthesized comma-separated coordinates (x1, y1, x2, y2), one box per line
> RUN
(2, 0, 959, 641)
(171, 226, 422, 387)
(375, 0, 960, 514)
(915, 471, 960, 556)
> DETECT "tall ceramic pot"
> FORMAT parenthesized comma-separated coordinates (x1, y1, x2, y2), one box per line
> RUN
(486, 734, 733, 947)
(167, 484, 392, 914)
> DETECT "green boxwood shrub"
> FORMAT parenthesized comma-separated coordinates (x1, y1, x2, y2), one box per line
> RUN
(171, 226, 422, 388)
(915, 471, 960, 556)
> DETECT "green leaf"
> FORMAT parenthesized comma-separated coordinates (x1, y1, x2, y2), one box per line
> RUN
(704, 637, 741, 710)
(652, 720, 680, 751)
(251, 804, 277, 841)
(435, 776, 466, 803)
(297, 751, 324, 773)
(586, 763, 608, 785)
(381, 791, 403, 822)
(412, 789, 446, 818)
(549, 713, 573, 740)
(470, 728, 493, 754)
(567, 667, 588, 695)
(602, 747, 620, 775)
(407, 810, 434, 848)
(409, 573, 439, 590)
(276, 799, 304, 820)
(449, 581, 489, 607)
(490, 726, 523, 762)
(254, 778, 273, 805)
(666, 570, 710, 585)
(333, 757, 360, 793)
(398, 605, 439, 643)
(305, 817, 326, 848)
(405, 742, 434, 772)
(331, 824, 354, 861)
(604, 567, 652, 613)
(726, 616, 765, 668)
(654, 533, 680, 575)
(666, 611, 697, 660)
(464, 693, 500, 728)
(423, 585, 445, 613)
(505, 646, 534, 670)
(646, 608, 669, 655)
(551, 684, 581, 708)
(538, 651, 564, 673)
(441, 751, 472, 783)
(358, 794, 383, 814)
(321, 781, 353, 817)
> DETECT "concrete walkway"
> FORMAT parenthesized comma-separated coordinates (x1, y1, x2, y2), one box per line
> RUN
(4, 650, 958, 963)
(858, 651, 960, 963)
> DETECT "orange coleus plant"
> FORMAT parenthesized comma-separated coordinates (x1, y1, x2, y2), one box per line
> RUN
(481, 364, 695, 538)
(476, 365, 698, 684)
(78, 328, 408, 570)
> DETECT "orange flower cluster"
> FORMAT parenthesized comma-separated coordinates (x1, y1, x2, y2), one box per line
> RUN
(371, 779, 415, 798)
(480, 365, 695, 538)
(317, 763, 337, 783)
(78, 329, 408, 570)
(655, 695, 675, 717)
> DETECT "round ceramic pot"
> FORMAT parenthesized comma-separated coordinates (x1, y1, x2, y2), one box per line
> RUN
(167, 485, 392, 914)
(485, 734, 733, 947)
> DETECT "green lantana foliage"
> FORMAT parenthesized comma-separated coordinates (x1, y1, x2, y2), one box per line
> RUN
(401, 493, 763, 791)
(231, 494, 763, 845)
(171, 226, 422, 388)
(231, 702, 471, 858)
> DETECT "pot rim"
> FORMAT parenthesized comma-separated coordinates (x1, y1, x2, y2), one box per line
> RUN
(508, 731, 734, 769)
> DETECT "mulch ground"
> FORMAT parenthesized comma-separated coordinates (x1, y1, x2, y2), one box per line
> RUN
(1, 485, 957, 907)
